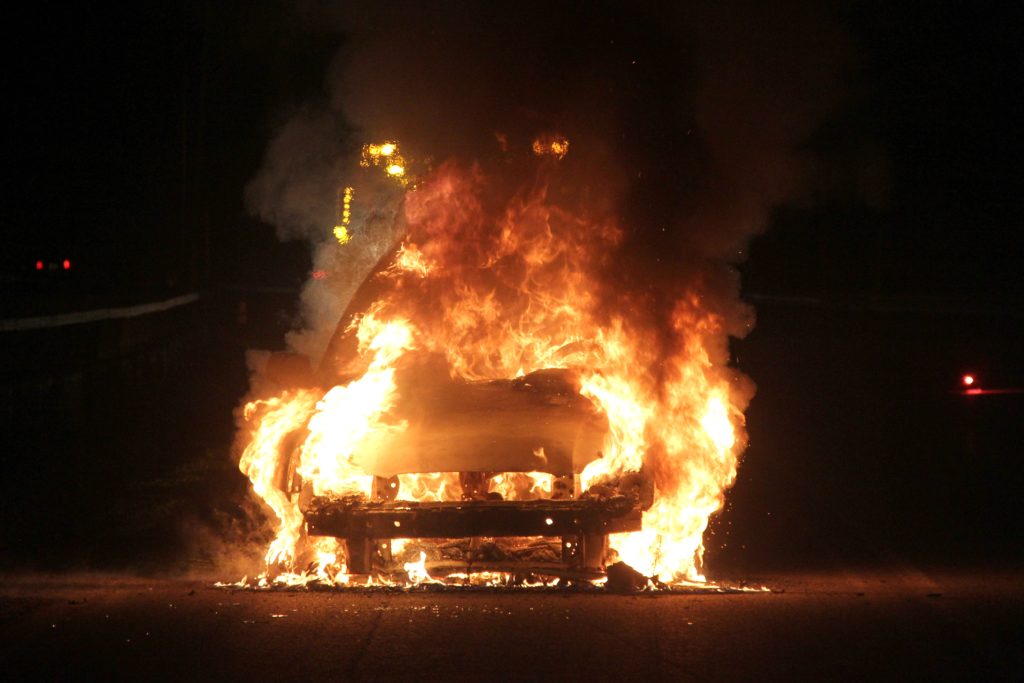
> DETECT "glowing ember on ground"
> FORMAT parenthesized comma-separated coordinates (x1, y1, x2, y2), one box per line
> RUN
(235, 138, 753, 589)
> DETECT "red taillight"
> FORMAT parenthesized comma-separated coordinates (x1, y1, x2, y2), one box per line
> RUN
(35, 260, 44, 271)
(62, 259, 71, 270)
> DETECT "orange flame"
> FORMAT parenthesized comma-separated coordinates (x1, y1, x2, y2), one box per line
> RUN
(238, 390, 319, 568)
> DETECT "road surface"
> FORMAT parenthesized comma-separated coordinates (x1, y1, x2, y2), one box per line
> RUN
(2, 567, 1021, 681)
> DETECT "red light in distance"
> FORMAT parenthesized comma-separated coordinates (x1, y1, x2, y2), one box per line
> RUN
(962, 374, 975, 387)
(62, 259, 71, 270)
(35, 260, 44, 271)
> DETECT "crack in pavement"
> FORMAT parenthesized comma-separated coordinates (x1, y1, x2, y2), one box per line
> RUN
(344, 595, 390, 678)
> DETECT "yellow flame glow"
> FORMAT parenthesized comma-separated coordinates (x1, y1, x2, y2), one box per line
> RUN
(333, 186, 354, 246)
(532, 135, 570, 160)
(333, 225, 351, 245)
(361, 141, 410, 185)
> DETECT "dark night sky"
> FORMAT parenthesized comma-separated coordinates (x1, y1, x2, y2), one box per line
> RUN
(5, 1, 1022, 306)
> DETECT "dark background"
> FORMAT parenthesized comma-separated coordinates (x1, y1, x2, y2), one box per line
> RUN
(1, 1, 1021, 574)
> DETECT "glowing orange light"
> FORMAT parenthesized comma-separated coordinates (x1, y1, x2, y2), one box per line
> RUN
(962, 374, 975, 387)
(361, 141, 410, 186)
(532, 134, 570, 159)
(62, 259, 71, 270)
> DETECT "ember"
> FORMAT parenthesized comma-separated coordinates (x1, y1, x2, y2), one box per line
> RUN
(236, 137, 753, 588)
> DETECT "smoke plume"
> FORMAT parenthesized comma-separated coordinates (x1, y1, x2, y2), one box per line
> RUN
(246, 0, 850, 364)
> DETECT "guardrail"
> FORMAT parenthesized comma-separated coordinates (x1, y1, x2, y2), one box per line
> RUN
(0, 293, 200, 332)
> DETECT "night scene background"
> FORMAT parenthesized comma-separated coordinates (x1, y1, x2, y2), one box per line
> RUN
(1, 1, 1022, 679)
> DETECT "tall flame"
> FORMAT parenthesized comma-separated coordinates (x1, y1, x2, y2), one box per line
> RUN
(238, 390, 319, 568)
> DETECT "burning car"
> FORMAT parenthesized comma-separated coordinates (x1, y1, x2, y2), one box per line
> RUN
(253, 242, 653, 582)
(238, 146, 750, 587)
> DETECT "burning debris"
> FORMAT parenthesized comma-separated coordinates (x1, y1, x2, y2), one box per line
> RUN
(604, 560, 653, 594)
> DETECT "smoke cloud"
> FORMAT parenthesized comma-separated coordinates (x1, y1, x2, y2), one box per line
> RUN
(245, 0, 851, 363)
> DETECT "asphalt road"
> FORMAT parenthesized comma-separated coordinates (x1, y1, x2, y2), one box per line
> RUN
(2, 567, 1021, 682)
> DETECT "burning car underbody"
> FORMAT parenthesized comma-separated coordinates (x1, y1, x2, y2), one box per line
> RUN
(235, 142, 753, 589)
